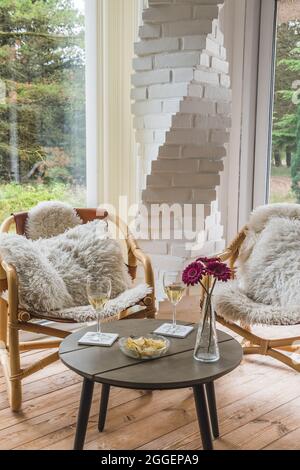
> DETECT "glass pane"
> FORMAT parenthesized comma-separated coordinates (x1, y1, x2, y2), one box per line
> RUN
(0, 0, 86, 223)
(269, 0, 300, 204)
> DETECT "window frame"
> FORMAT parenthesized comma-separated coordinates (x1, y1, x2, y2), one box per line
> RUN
(223, 0, 277, 241)
(252, 0, 278, 209)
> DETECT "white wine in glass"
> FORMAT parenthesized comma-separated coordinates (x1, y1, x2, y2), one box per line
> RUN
(87, 276, 111, 338)
(163, 272, 185, 330)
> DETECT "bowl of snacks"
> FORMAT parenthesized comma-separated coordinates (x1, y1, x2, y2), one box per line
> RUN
(119, 335, 170, 360)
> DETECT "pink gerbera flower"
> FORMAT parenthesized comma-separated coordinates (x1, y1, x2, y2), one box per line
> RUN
(196, 257, 220, 264)
(182, 262, 205, 286)
(205, 261, 232, 282)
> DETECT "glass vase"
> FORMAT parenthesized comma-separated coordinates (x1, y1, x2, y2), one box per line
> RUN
(194, 294, 220, 363)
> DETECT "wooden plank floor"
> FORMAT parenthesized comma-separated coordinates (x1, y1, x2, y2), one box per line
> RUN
(0, 309, 300, 450)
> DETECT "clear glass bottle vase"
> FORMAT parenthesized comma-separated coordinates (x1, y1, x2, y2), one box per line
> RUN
(194, 294, 220, 363)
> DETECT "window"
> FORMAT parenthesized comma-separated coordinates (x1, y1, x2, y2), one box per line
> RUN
(269, 0, 300, 204)
(0, 0, 87, 223)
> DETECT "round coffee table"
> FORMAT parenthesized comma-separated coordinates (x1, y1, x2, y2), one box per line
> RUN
(59, 319, 242, 451)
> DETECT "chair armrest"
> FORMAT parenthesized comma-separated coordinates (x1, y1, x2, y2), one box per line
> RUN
(131, 246, 154, 289)
(0, 260, 19, 321)
(0, 262, 7, 293)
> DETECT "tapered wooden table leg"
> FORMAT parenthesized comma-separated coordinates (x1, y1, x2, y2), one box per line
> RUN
(205, 382, 219, 438)
(98, 383, 110, 432)
(193, 384, 213, 450)
(74, 378, 94, 450)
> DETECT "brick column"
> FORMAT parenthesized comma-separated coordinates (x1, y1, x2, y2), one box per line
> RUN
(132, 0, 231, 298)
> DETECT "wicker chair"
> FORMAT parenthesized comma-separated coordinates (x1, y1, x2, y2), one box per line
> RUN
(0, 208, 156, 411)
(214, 206, 300, 373)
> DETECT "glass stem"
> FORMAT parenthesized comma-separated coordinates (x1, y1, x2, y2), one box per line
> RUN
(172, 304, 177, 329)
(96, 309, 102, 335)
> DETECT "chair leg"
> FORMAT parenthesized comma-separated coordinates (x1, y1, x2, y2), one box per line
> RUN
(8, 322, 22, 412)
(0, 299, 8, 347)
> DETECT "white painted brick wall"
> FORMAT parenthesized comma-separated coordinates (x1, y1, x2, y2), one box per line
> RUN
(180, 98, 216, 115)
(204, 85, 232, 101)
(172, 113, 194, 128)
(131, 87, 147, 101)
(135, 38, 179, 56)
(200, 52, 211, 67)
(162, 20, 213, 37)
(220, 73, 231, 88)
(143, 188, 192, 203)
(192, 189, 216, 204)
(133, 116, 145, 129)
(205, 37, 220, 56)
(139, 24, 161, 39)
(132, 69, 170, 87)
(155, 52, 200, 68)
(138, 241, 168, 255)
(158, 145, 181, 158)
(181, 144, 226, 159)
(149, 82, 188, 99)
(132, 4, 231, 289)
(194, 69, 219, 85)
(154, 130, 167, 143)
(132, 100, 162, 116)
(147, 173, 173, 187)
(217, 101, 232, 115)
(211, 57, 229, 73)
(182, 35, 206, 50)
(173, 0, 223, 4)
(195, 115, 231, 129)
(152, 158, 199, 173)
(173, 173, 220, 188)
(166, 128, 208, 145)
(173, 68, 194, 83)
(162, 99, 181, 113)
(220, 46, 227, 60)
(143, 5, 192, 23)
(133, 56, 153, 72)
(193, 5, 219, 20)
(144, 114, 172, 129)
(210, 130, 230, 144)
(136, 130, 154, 144)
(188, 83, 203, 98)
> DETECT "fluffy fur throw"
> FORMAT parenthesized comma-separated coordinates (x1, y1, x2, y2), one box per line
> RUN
(0, 218, 151, 320)
(215, 204, 300, 325)
(25, 201, 82, 240)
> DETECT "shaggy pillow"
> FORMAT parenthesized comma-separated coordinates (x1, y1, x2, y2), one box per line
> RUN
(0, 220, 132, 313)
(0, 234, 73, 312)
(25, 201, 82, 240)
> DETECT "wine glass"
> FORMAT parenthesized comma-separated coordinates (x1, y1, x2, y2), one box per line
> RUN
(87, 276, 111, 339)
(163, 272, 186, 330)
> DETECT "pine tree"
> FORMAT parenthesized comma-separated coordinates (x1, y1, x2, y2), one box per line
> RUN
(272, 21, 299, 168)
(0, 0, 85, 184)
(291, 105, 300, 202)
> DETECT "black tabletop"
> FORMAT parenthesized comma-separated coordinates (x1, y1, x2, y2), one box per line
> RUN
(59, 319, 242, 390)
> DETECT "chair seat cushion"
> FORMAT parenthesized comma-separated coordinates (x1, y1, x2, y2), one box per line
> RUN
(28, 284, 152, 323)
(215, 280, 300, 326)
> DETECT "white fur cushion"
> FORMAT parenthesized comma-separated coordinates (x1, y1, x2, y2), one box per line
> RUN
(0, 221, 132, 313)
(25, 201, 82, 240)
(39, 284, 152, 323)
(215, 205, 300, 325)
